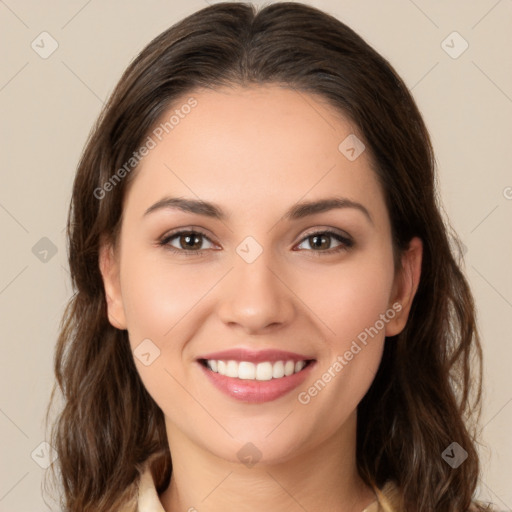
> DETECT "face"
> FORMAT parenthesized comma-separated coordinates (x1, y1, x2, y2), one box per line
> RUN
(100, 84, 421, 466)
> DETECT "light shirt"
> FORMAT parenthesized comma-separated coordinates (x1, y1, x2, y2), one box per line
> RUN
(128, 462, 400, 512)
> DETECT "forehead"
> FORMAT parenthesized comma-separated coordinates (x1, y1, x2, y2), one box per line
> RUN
(123, 84, 385, 222)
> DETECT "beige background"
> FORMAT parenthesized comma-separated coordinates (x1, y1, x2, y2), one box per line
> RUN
(0, 0, 511, 510)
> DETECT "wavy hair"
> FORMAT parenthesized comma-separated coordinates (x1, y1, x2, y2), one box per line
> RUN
(44, 2, 491, 511)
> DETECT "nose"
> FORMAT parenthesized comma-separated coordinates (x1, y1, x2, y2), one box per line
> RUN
(216, 250, 296, 335)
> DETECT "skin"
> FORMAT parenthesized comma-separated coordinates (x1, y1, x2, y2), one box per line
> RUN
(99, 84, 422, 512)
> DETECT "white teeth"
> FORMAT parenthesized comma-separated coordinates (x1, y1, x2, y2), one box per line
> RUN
(284, 360, 295, 376)
(205, 359, 309, 380)
(272, 361, 285, 378)
(238, 361, 255, 380)
(256, 362, 273, 381)
(226, 360, 238, 378)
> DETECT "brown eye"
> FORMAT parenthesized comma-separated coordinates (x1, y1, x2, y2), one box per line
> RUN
(308, 233, 331, 250)
(296, 230, 354, 255)
(159, 230, 216, 255)
(178, 232, 203, 251)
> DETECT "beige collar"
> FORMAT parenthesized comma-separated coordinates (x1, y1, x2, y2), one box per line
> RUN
(135, 463, 398, 512)
(136, 464, 166, 511)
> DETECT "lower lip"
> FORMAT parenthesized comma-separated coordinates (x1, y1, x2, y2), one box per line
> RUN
(198, 361, 316, 403)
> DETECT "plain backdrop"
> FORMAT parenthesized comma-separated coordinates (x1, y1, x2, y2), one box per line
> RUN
(0, 1, 511, 510)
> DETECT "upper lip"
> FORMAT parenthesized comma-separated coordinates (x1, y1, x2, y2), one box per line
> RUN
(197, 348, 315, 364)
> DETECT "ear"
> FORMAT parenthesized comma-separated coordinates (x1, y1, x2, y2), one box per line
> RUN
(98, 237, 127, 330)
(385, 236, 423, 337)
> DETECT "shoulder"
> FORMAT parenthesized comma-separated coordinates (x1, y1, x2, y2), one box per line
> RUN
(117, 461, 165, 512)
(368, 482, 493, 512)
(361, 481, 400, 512)
(135, 462, 166, 512)
(376, 480, 401, 511)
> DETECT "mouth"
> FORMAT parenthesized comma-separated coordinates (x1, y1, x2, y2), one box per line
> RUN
(196, 349, 316, 403)
(198, 358, 315, 380)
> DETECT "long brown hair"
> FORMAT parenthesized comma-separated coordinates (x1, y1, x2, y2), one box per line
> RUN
(44, 2, 491, 511)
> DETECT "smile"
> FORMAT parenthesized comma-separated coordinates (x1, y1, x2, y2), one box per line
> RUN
(196, 348, 316, 403)
(200, 359, 312, 380)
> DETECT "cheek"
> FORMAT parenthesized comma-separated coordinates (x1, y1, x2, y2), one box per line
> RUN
(117, 247, 228, 408)
(120, 248, 215, 348)
(294, 262, 393, 442)
(294, 248, 394, 413)
(117, 248, 209, 414)
(299, 251, 395, 346)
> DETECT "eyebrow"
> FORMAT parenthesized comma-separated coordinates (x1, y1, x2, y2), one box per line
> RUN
(143, 196, 373, 224)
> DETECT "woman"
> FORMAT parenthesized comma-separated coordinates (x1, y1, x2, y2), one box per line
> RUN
(44, 2, 493, 511)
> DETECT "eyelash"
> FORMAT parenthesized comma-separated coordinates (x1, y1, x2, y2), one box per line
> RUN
(157, 228, 354, 257)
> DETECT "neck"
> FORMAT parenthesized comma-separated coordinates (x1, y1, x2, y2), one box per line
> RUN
(159, 411, 377, 512)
